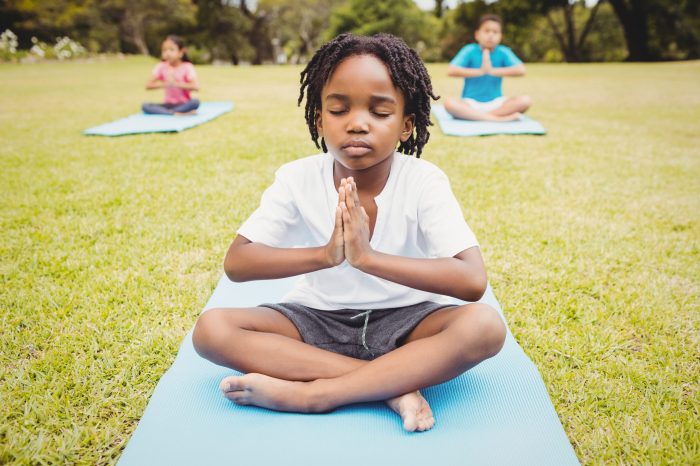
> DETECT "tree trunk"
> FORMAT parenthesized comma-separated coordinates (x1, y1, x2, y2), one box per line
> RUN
(121, 8, 149, 55)
(607, 0, 653, 61)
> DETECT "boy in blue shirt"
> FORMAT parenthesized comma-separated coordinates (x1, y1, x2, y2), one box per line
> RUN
(445, 14, 532, 122)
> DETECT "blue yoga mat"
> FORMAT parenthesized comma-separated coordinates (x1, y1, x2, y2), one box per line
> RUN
(432, 104, 546, 137)
(118, 276, 579, 466)
(83, 101, 233, 136)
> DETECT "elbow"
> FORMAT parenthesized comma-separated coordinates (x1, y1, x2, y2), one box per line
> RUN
(224, 255, 250, 282)
(446, 66, 460, 77)
(461, 273, 487, 302)
(518, 65, 527, 77)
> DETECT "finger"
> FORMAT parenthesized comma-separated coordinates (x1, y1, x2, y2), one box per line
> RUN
(335, 205, 343, 233)
(360, 206, 370, 231)
(345, 181, 356, 210)
(338, 185, 345, 205)
(340, 201, 351, 224)
(352, 180, 361, 205)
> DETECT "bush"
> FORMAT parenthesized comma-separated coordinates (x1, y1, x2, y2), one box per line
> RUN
(0, 29, 19, 61)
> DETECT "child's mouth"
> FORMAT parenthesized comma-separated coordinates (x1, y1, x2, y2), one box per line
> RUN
(341, 140, 372, 156)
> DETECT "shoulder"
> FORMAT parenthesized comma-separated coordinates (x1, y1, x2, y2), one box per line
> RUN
(495, 45, 522, 60)
(456, 43, 479, 57)
(394, 154, 449, 190)
(275, 153, 326, 179)
(152, 61, 166, 72)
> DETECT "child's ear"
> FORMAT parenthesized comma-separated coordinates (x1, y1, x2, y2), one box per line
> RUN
(400, 114, 415, 142)
(315, 109, 323, 136)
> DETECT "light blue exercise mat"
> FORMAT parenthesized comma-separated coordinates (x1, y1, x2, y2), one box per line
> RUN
(432, 104, 546, 137)
(83, 101, 233, 136)
(117, 276, 579, 466)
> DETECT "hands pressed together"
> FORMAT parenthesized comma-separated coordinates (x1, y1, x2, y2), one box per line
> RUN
(325, 177, 374, 270)
(479, 48, 493, 76)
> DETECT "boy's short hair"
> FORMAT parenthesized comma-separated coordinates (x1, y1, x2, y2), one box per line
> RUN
(298, 33, 438, 158)
(476, 14, 502, 30)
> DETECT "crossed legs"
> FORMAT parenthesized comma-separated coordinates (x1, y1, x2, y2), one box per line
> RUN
(192, 302, 506, 431)
(444, 95, 532, 122)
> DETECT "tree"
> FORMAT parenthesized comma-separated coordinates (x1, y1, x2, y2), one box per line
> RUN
(267, 0, 343, 64)
(194, 0, 252, 64)
(109, 0, 195, 55)
(607, 0, 700, 60)
(326, 0, 438, 50)
(539, 0, 603, 62)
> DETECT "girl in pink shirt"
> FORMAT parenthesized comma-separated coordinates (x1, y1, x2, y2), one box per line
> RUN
(142, 35, 200, 115)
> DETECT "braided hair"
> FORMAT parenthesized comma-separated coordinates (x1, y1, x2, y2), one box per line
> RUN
(298, 33, 438, 158)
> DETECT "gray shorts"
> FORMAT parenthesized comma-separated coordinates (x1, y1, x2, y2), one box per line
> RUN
(260, 301, 456, 360)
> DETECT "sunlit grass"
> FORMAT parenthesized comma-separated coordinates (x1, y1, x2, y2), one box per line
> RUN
(1, 57, 698, 464)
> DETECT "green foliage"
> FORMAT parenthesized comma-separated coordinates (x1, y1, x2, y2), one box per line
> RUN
(194, 0, 253, 64)
(0, 0, 697, 63)
(326, 0, 439, 51)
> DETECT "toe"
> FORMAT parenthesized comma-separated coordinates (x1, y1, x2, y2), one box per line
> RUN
(220, 375, 244, 393)
(402, 413, 418, 432)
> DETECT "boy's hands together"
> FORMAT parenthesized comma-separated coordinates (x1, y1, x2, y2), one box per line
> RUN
(324, 177, 374, 269)
(480, 48, 492, 76)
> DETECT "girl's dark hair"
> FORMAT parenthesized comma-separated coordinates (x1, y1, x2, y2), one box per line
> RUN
(298, 33, 438, 158)
(476, 14, 502, 30)
(164, 35, 191, 63)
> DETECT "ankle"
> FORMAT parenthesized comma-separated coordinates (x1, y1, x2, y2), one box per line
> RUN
(303, 379, 336, 413)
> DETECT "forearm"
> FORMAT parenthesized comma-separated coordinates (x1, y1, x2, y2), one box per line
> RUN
(174, 81, 199, 91)
(145, 80, 164, 90)
(357, 249, 487, 302)
(490, 65, 526, 77)
(447, 65, 484, 78)
(225, 241, 329, 282)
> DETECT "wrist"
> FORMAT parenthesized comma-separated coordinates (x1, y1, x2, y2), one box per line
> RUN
(354, 249, 378, 273)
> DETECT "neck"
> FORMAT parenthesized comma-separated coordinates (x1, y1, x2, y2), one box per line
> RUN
(333, 153, 394, 196)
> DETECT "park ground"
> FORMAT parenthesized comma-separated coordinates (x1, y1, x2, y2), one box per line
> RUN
(0, 57, 698, 464)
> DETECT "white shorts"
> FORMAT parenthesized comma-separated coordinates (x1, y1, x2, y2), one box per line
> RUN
(463, 96, 507, 112)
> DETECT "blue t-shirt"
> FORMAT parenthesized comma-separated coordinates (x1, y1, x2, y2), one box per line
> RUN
(449, 44, 523, 102)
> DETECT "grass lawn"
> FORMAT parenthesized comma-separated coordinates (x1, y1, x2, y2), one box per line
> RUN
(1, 56, 698, 465)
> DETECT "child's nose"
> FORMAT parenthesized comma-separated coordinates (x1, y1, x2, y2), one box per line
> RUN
(346, 111, 369, 133)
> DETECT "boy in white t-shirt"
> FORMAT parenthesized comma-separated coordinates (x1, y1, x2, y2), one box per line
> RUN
(193, 33, 506, 432)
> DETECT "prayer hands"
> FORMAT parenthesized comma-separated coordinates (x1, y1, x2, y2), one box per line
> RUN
(480, 48, 492, 75)
(324, 177, 373, 269)
(166, 69, 176, 87)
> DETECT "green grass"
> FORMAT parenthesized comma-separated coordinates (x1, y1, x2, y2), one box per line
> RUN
(1, 56, 698, 465)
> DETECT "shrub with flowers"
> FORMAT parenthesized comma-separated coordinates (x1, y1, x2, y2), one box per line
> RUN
(0, 29, 88, 62)
(0, 29, 19, 61)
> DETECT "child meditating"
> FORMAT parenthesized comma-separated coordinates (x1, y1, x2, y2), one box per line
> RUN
(445, 14, 532, 122)
(193, 33, 506, 432)
(142, 35, 200, 116)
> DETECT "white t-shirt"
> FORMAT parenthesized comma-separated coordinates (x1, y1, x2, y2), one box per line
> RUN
(237, 152, 479, 310)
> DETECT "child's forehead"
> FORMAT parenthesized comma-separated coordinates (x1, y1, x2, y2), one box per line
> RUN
(478, 20, 502, 31)
(162, 39, 179, 49)
(325, 54, 394, 87)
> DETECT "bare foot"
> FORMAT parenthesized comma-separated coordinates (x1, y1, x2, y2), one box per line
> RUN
(174, 110, 197, 116)
(385, 391, 435, 432)
(220, 373, 323, 413)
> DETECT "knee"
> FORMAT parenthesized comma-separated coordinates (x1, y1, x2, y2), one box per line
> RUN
(444, 96, 459, 112)
(190, 98, 200, 108)
(519, 95, 532, 111)
(192, 309, 230, 358)
(474, 305, 506, 358)
(456, 304, 506, 360)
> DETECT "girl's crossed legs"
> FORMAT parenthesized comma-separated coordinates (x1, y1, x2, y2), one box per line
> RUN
(192, 302, 505, 432)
